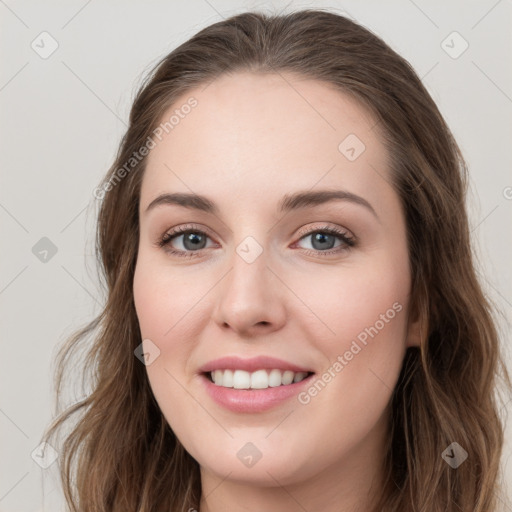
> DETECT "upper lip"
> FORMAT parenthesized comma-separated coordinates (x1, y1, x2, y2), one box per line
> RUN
(199, 356, 314, 374)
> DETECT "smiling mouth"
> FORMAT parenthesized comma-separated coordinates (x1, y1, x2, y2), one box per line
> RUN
(204, 369, 315, 390)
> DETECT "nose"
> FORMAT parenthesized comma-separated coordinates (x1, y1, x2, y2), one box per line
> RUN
(211, 242, 287, 338)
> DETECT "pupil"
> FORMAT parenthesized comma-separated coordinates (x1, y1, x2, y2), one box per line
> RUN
(184, 232, 205, 250)
(312, 233, 334, 250)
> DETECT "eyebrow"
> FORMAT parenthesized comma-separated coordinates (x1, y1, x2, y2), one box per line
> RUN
(145, 189, 378, 219)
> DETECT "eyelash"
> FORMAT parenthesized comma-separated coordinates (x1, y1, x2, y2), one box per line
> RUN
(156, 223, 356, 259)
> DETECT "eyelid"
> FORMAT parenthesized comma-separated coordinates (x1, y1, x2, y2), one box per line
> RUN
(157, 222, 356, 257)
(159, 222, 353, 241)
(295, 222, 354, 241)
(157, 223, 219, 246)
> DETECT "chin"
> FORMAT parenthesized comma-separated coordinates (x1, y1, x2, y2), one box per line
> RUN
(191, 439, 317, 487)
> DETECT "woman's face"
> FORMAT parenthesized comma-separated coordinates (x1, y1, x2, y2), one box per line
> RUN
(133, 71, 420, 490)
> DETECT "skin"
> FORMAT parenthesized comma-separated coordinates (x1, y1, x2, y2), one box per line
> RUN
(133, 71, 421, 512)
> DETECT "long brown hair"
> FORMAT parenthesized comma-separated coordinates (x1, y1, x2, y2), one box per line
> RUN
(42, 9, 511, 511)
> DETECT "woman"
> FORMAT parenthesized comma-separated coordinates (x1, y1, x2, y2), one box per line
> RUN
(42, 8, 511, 512)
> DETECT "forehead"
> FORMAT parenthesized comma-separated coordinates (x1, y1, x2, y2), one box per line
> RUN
(140, 71, 393, 214)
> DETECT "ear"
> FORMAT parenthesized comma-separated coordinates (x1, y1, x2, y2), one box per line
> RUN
(405, 299, 426, 348)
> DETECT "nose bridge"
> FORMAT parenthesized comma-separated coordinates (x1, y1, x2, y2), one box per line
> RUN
(212, 232, 286, 333)
(224, 234, 270, 307)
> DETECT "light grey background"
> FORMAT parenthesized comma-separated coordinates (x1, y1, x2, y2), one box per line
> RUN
(1, 1, 511, 510)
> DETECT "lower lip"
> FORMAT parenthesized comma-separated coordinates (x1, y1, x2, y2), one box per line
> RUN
(200, 373, 315, 413)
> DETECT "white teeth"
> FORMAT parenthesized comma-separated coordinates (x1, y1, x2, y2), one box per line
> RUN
(233, 370, 251, 389)
(208, 369, 311, 389)
(293, 372, 308, 383)
(213, 370, 223, 385)
(281, 370, 294, 385)
(222, 369, 234, 387)
(250, 369, 269, 389)
(268, 369, 282, 387)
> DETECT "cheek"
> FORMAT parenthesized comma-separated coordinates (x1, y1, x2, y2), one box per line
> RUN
(296, 254, 409, 346)
(133, 255, 203, 444)
(284, 269, 409, 466)
(133, 255, 196, 395)
(292, 249, 410, 403)
(133, 253, 202, 341)
(329, 274, 407, 349)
